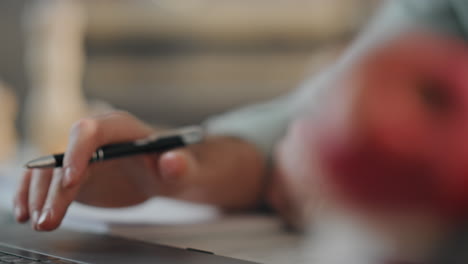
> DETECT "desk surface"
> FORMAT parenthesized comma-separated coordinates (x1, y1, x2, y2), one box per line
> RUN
(0, 210, 310, 264)
(0, 170, 311, 264)
(106, 214, 310, 264)
(1, 166, 428, 264)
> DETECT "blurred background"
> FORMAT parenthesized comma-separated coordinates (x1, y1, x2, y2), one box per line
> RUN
(0, 0, 381, 159)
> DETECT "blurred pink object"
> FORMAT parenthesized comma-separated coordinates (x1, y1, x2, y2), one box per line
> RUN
(274, 32, 468, 229)
(320, 33, 468, 219)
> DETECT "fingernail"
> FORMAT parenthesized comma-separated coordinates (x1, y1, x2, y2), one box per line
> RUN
(160, 153, 182, 182)
(37, 210, 50, 230)
(62, 167, 74, 188)
(31, 210, 40, 227)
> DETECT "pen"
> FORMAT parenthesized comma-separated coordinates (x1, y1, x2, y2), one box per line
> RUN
(24, 126, 204, 169)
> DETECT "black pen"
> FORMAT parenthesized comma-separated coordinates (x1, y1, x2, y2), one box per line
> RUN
(24, 126, 204, 169)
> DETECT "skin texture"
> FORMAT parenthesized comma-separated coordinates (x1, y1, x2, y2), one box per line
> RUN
(14, 111, 266, 231)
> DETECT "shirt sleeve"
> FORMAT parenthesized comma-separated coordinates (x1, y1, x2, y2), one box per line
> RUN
(203, 0, 464, 160)
(203, 68, 336, 159)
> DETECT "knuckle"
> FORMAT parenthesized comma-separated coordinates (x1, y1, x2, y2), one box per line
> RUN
(70, 118, 100, 140)
(107, 110, 132, 120)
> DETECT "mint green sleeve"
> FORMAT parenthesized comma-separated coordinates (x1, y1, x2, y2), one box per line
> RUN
(204, 0, 466, 159)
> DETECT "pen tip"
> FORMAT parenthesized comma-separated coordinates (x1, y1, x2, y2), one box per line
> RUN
(23, 155, 56, 169)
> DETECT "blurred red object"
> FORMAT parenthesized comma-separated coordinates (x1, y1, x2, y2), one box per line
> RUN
(313, 33, 468, 221)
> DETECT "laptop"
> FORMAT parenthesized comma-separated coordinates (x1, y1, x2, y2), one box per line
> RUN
(0, 212, 259, 264)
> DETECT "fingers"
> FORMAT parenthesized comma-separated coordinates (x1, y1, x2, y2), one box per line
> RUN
(14, 168, 55, 229)
(159, 150, 197, 183)
(62, 111, 153, 189)
(15, 111, 156, 231)
(43, 112, 154, 230)
(15, 167, 89, 231)
(28, 169, 53, 229)
(140, 149, 197, 197)
(14, 169, 33, 223)
(36, 168, 87, 231)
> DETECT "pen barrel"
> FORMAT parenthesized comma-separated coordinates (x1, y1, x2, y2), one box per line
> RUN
(91, 136, 185, 162)
(53, 154, 65, 167)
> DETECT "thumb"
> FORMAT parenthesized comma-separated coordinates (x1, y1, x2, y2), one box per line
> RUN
(158, 149, 199, 183)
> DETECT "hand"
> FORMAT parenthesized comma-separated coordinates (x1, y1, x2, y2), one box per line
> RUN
(14, 111, 266, 231)
(14, 111, 173, 231)
(15, 112, 154, 230)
